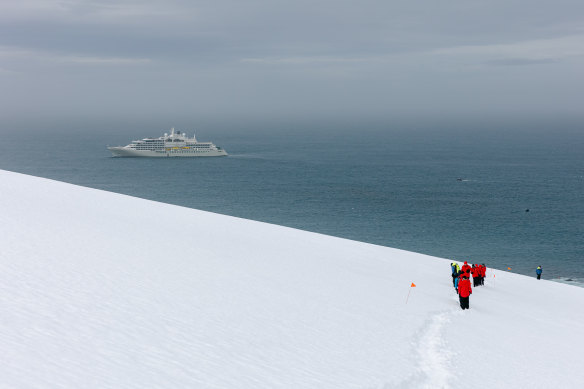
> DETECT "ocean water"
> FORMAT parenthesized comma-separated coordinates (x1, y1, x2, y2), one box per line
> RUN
(1, 122, 582, 285)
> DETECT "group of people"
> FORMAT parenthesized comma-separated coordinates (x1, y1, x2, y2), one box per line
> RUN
(450, 261, 487, 310)
(450, 262, 545, 310)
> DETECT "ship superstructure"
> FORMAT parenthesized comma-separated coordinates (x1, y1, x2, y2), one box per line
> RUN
(108, 128, 227, 157)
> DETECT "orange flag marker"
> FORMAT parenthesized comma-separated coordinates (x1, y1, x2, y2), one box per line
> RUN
(507, 267, 512, 270)
(406, 282, 416, 304)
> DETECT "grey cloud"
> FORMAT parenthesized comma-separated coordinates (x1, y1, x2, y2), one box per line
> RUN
(1, 0, 584, 122)
(4, 0, 584, 60)
(486, 58, 559, 66)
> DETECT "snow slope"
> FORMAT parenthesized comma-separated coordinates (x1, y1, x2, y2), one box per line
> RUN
(1, 169, 583, 389)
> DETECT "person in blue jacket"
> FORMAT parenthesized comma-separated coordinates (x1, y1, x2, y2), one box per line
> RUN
(536, 266, 543, 280)
(451, 262, 460, 286)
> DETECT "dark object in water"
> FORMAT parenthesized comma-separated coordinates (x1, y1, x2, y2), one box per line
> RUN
(525, 209, 530, 212)
(457, 178, 463, 181)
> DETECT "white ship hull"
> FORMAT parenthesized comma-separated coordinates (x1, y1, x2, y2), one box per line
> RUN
(108, 128, 228, 158)
(108, 147, 228, 157)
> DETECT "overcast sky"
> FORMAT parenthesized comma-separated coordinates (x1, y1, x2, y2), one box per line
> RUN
(1, 0, 583, 125)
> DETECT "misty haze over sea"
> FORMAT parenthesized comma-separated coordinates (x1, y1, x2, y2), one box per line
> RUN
(0, 118, 582, 284)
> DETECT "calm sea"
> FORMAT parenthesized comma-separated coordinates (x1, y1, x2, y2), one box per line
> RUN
(1, 121, 582, 285)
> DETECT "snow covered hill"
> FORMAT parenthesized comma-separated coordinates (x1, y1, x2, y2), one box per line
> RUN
(1, 169, 583, 389)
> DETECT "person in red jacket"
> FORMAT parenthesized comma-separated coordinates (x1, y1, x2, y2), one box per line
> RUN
(471, 264, 479, 287)
(480, 264, 487, 285)
(461, 261, 472, 278)
(458, 275, 472, 310)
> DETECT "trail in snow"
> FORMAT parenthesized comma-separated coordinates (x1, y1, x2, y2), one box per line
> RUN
(385, 285, 468, 389)
(404, 279, 488, 388)
(416, 311, 455, 388)
(384, 307, 457, 389)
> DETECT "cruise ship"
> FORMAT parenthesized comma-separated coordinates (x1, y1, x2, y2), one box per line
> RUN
(108, 128, 228, 157)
